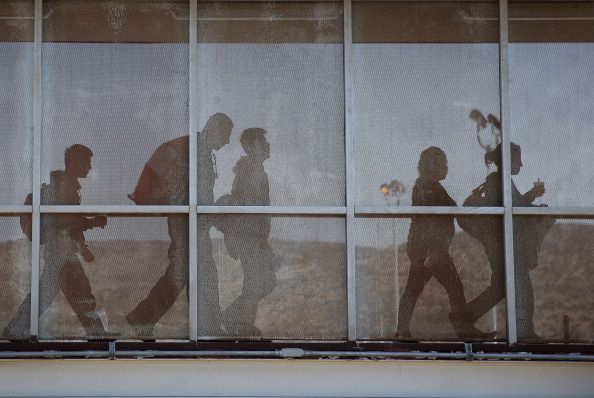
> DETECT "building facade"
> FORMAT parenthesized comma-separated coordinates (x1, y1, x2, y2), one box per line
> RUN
(1, 0, 593, 396)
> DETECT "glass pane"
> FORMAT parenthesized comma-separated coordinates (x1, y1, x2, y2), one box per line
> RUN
(199, 215, 347, 339)
(42, 0, 189, 205)
(353, 1, 501, 207)
(0, 216, 32, 340)
(510, 1, 594, 43)
(197, 1, 345, 206)
(513, 217, 594, 343)
(509, 2, 594, 207)
(43, 0, 189, 43)
(39, 215, 188, 340)
(0, 1, 33, 205)
(356, 216, 505, 341)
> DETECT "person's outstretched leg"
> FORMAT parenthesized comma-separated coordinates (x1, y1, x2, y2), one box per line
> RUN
(4, 244, 65, 337)
(60, 258, 107, 337)
(224, 246, 276, 336)
(396, 260, 431, 339)
(126, 216, 189, 337)
(197, 218, 223, 336)
(223, 291, 260, 336)
(516, 268, 537, 339)
(223, 260, 258, 336)
(430, 253, 468, 332)
(431, 253, 493, 339)
(465, 247, 505, 323)
(2, 295, 32, 338)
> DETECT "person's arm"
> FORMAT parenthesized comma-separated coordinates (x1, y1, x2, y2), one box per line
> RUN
(522, 185, 545, 205)
(81, 215, 107, 231)
(198, 150, 215, 205)
(230, 166, 245, 205)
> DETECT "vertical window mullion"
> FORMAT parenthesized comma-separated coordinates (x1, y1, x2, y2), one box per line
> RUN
(499, 0, 518, 345)
(189, 0, 199, 343)
(344, 0, 356, 341)
(29, 0, 43, 341)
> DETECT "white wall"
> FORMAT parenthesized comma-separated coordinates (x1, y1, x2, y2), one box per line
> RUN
(1, 359, 594, 397)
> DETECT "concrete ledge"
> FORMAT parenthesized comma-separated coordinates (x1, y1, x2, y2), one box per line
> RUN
(1, 359, 594, 397)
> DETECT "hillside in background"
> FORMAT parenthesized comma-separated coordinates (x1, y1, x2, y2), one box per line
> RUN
(0, 223, 592, 342)
(358, 222, 594, 342)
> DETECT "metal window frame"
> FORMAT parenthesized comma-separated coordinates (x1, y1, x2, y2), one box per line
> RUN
(0, 0, 590, 351)
(29, 0, 43, 340)
(343, 0, 357, 342)
(189, 0, 199, 342)
(499, 0, 518, 345)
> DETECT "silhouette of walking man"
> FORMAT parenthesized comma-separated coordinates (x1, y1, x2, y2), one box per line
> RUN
(3, 144, 109, 338)
(126, 113, 233, 337)
(216, 128, 278, 336)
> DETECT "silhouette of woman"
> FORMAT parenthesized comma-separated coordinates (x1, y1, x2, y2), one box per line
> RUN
(396, 147, 487, 339)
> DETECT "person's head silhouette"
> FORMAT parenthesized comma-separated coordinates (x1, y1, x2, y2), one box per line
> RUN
(240, 128, 270, 162)
(202, 113, 233, 151)
(418, 146, 448, 182)
(485, 142, 522, 175)
(64, 144, 93, 178)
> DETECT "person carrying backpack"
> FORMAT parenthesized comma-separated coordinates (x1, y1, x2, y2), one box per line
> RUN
(125, 113, 233, 337)
(5, 144, 109, 339)
(459, 142, 553, 339)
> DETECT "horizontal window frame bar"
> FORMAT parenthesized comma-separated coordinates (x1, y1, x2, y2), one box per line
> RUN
(512, 207, 594, 216)
(38, 205, 190, 214)
(355, 206, 504, 215)
(197, 206, 347, 215)
(32, 206, 347, 215)
(0, 206, 32, 214)
(3, 206, 594, 217)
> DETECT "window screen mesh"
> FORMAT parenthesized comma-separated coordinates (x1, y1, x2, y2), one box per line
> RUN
(41, 0, 189, 205)
(197, 1, 345, 206)
(356, 217, 505, 341)
(0, 216, 31, 340)
(352, 1, 500, 206)
(1, 0, 592, 350)
(509, 2, 594, 208)
(199, 215, 347, 339)
(0, 1, 33, 205)
(514, 217, 594, 343)
(38, 215, 188, 340)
